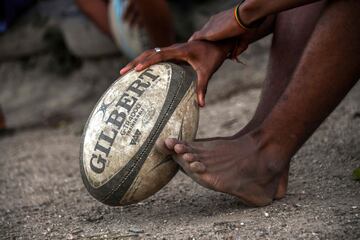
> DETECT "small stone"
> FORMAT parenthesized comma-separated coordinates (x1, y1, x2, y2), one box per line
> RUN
(71, 228, 83, 234)
(264, 212, 269, 217)
(240, 222, 245, 226)
(66, 233, 74, 240)
(129, 227, 144, 234)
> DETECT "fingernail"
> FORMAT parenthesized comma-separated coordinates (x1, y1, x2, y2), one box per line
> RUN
(120, 68, 127, 75)
(135, 64, 143, 71)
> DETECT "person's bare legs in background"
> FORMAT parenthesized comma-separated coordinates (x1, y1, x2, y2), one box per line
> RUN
(75, 0, 175, 48)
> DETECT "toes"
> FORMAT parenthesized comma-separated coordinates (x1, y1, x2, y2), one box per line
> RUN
(189, 161, 206, 174)
(164, 138, 191, 152)
(174, 143, 193, 154)
(155, 139, 175, 155)
(164, 138, 179, 150)
(182, 153, 195, 162)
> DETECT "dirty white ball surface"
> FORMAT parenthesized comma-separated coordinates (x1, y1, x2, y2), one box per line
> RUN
(80, 63, 199, 206)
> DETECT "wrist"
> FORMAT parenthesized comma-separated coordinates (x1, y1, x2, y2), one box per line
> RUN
(216, 39, 237, 57)
(238, 0, 267, 28)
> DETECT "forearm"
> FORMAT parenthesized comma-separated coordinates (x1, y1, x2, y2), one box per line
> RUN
(75, 0, 111, 36)
(239, 0, 321, 26)
(258, 0, 360, 156)
(246, 14, 275, 44)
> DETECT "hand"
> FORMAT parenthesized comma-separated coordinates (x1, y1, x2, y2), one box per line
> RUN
(189, 8, 248, 42)
(120, 40, 234, 107)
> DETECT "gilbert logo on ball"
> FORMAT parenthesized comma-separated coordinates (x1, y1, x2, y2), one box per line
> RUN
(80, 63, 199, 206)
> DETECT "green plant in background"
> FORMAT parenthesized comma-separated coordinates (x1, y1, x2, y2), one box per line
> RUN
(353, 167, 360, 181)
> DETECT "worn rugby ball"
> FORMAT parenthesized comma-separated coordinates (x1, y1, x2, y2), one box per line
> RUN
(80, 63, 199, 206)
(108, 0, 151, 59)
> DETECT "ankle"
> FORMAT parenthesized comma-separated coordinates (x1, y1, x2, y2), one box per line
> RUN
(249, 127, 292, 176)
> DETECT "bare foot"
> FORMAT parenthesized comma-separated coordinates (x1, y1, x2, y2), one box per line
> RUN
(156, 131, 290, 206)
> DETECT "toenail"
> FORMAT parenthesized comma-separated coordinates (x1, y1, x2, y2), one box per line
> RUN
(189, 161, 206, 173)
(175, 144, 186, 153)
(183, 153, 194, 162)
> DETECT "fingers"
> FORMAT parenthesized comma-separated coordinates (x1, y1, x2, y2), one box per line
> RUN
(119, 50, 154, 75)
(188, 31, 200, 42)
(195, 72, 209, 107)
(134, 46, 184, 72)
(120, 44, 186, 75)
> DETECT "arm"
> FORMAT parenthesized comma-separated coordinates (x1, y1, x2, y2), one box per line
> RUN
(190, 0, 322, 42)
(240, 0, 320, 26)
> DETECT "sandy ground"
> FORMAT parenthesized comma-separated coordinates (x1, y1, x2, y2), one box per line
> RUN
(1, 2, 360, 239)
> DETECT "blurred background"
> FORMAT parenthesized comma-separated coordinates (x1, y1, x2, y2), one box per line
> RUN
(0, 0, 269, 133)
(1, 1, 359, 239)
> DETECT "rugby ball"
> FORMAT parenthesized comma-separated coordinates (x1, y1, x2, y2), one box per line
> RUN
(108, 0, 151, 59)
(80, 63, 199, 206)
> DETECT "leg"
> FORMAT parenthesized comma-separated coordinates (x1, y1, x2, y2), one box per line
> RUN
(237, 1, 326, 198)
(158, 0, 360, 206)
(76, 0, 175, 47)
(238, 1, 326, 134)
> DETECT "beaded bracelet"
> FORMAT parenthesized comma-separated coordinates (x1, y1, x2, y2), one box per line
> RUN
(234, 0, 266, 30)
(234, 0, 249, 30)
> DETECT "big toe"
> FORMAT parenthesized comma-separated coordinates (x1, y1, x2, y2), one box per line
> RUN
(155, 139, 174, 155)
(164, 138, 181, 150)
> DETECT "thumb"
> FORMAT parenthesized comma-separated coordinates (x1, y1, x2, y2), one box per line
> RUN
(188, 31, 200, 42)
(196, 73, 208, 107)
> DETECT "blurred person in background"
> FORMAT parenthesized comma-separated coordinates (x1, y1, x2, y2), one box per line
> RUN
(75, 0, 237, 58)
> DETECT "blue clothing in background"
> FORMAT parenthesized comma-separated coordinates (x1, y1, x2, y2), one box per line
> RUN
(0, 0, 34, 32)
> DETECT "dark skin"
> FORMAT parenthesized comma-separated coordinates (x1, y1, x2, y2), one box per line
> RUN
(189, 0, 321, 42)
(121, 40, 238, 107)
(120, 15, 275, 107)
(121, 0, 360, 206)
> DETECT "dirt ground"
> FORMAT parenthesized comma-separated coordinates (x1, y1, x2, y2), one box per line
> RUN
(1, 2, 360, 239)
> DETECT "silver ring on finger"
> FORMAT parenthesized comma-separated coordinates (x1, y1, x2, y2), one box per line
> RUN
(154, 47, 161, 53)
